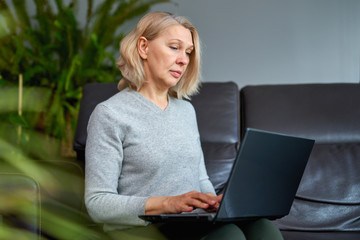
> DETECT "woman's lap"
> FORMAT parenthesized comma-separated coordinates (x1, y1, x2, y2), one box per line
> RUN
(107, 219, 283, 240)
(239, 218, 284, 240)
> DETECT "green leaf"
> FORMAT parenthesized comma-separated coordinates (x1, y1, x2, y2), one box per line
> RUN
(0, 2, 17, 35)
(1, 0, 170, 140)
(0, 75, 5, 87)
(9, 114, 29, 128)
(65, 54, 81, 91)
(13, 0, 31, 27)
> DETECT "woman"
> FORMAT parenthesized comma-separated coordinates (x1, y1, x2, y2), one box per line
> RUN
(85, 11, 283, 240)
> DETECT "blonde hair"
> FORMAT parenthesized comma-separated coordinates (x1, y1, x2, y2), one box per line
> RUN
(117, 12, 201, 99)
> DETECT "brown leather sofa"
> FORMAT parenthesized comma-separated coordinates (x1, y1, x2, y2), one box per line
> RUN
(72, 81, 360, 239)
(240, 83, 360, 240)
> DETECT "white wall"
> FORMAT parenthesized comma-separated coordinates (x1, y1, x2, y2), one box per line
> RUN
(149, 0, 360, 89)
(15, 0, 360, 89)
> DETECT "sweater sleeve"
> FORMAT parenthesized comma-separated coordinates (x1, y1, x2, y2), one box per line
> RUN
(84, 104, 148, 228)
(198, 138, 217, 195)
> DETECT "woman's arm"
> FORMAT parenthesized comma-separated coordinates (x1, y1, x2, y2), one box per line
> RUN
(85, 104, 148, 226)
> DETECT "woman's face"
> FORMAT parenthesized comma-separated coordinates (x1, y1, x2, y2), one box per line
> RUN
(139, 24, 194, 91)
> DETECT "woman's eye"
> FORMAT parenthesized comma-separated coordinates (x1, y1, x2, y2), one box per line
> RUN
(186, 51, 191, 56)
(170, 46, 178, 50)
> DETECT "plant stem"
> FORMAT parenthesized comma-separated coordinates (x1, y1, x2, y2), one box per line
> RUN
(17, 74, 23, 144)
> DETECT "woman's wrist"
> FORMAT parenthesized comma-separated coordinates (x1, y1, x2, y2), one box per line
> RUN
(145, 196, 169, 215)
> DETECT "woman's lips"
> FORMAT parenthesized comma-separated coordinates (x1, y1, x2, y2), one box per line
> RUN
(170, 70, 182, 78)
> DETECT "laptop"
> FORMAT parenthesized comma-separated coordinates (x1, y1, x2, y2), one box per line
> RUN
(139, 128, 315, 223)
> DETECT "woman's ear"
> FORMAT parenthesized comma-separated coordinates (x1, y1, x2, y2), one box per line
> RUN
(138, 36, 148, 60)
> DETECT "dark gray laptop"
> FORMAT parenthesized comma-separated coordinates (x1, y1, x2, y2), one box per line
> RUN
(139, 128, 315, 223)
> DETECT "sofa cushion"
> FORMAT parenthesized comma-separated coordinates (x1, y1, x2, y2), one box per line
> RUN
(281, 230, 360, 240)
(201, 143, 238, 194)
(296, 143, 360, 204)
(240, 83, 360, 232)
(276, 143, 360, 231)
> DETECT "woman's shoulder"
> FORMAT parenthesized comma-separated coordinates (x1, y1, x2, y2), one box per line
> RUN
(171, 97, 195, 109)
(91, 89, 136, 119)
(170, 97, 197, 118)
(97, 88, 134, 109)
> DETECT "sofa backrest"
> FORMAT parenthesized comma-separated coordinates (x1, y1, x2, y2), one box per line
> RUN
(240, 83, 360, 231)
(73, 82, 240, 194)
(74, 82, 119, 161)
(191, 82, 240, 193)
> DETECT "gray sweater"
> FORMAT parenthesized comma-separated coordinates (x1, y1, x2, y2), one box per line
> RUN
(85, 88, 216, 231)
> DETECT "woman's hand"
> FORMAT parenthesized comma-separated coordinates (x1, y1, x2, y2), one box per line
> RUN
(145, 191, 223, 215)
(204, 192, 223, 212)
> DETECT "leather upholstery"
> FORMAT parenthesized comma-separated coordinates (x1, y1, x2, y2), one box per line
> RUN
(191, 82, 240, 143)
(240, 83, 360, 237)
(74, 82, 119, 161)
(281, 231, 360, 240)
(0, 173, 40, 239)
(240, 84, 360, 144)
(191, 82, 240, 193)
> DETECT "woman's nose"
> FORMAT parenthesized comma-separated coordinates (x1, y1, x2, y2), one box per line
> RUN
(176, 51, 189, 66)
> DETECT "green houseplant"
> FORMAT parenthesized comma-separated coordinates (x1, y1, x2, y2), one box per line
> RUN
(0, 0, 169, 155)
(0, 0, 170, 238)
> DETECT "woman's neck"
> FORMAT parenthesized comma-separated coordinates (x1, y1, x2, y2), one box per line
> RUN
(139, 84, 169, 110)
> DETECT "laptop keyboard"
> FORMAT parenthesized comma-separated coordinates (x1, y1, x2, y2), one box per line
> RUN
(180, 208, 216, 216)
